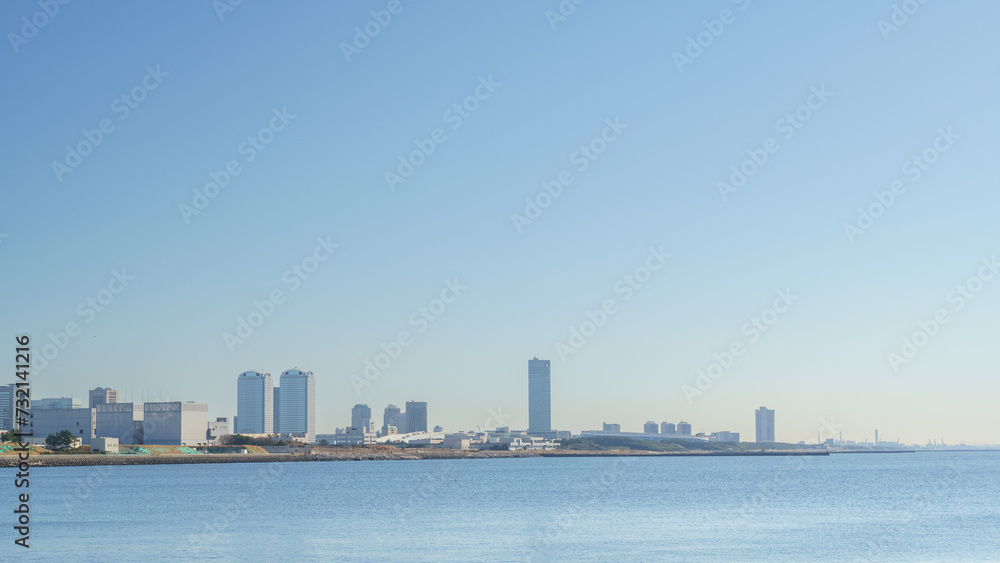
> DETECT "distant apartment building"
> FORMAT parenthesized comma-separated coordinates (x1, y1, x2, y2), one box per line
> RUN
(644, 421, 659, 434)
(352, 404, 372, 430)
(756, 407, 775, 443)
(236, 371, 273, 434)
(277, 369, 316, 443)
(34, 397, 82, 409)
(96, 403, 144, 444)
(661, 422, 676, 434)
(677, 421, 692, 435)
(405, 401, 428, 433)
(602, 423, 621, 433)
(389, 412, 407, 434)
(0, 384, 15, 430)
(31, 407, 96, 445)
(528, 357, 551, 434)
(89, 387, 119, 409)
(382, 404, 401, 435)
(207, 417, 230, 445)
(710, 431, 740, 442)
(143, 402, 209, 446)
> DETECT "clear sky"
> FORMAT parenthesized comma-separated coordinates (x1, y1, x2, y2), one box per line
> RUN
(2, 1, 998, 445)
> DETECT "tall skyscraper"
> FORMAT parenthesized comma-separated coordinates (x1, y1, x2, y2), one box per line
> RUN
(0, 384, 17, 430)
(528, 357, 551, 434)
(405, 401, 427, 433)
(677, 421, 692, 435)
(755, 407, 775, 443)
(236, 371, 272, 434)
(278, 369, 316, 443)
(351, 404, 372, 430)
(89, 387, 119, 409)
(661, 422, 676, 434)
(382, 404, 401, 434)
(644, 421, 659, 434)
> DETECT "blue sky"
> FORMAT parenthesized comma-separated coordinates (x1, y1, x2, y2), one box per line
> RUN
(2, 1, 999, 444)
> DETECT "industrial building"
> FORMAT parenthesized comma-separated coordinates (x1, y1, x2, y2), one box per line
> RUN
(143, 402, 209, 446)
(34, 397, 82, 409)
(30, 407, 96, 445)
(207, 417, 230, 445)
(96, 403, 144, 444)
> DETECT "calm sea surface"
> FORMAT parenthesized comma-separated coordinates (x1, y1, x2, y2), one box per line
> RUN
(8, 451, 1000, 561)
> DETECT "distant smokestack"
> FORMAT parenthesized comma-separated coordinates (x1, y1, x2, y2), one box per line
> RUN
(875, 429, 878, 445)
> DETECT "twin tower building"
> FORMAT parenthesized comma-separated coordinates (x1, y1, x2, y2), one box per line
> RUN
(236, 369, 315, 443)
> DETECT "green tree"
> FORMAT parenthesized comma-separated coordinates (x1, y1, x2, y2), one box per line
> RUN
(1, 431, 15, 442)
(45, 429, 75, 450)
(319, 439, 330, 446)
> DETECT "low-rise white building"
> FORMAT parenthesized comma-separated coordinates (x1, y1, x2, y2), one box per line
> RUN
(92, 437, 119, 453)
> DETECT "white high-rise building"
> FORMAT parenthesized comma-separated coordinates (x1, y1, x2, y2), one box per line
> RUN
(236, 371, 273, 434)
(0, 384, 16, 430)
(528, 357, 551, 434)
(755, 406, 775, 443)
(278, 369, 315, 443)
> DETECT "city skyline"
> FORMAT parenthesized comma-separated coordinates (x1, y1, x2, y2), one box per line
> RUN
(3, 3, 1000, 446)
(7, 374, 967, 447)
